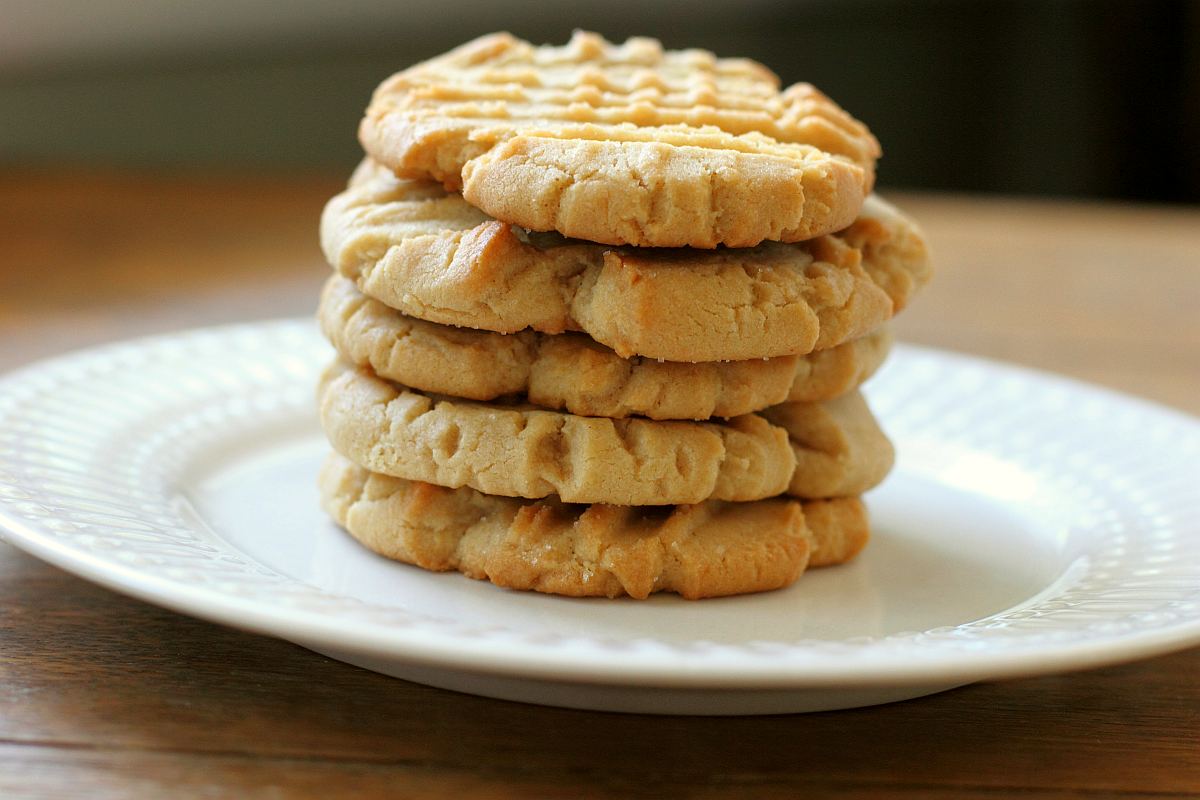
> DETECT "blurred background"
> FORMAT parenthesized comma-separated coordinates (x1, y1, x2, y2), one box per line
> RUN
(2, 0, 1198, 201)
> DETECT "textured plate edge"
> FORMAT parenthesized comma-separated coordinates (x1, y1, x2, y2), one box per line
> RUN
(4, 505, 1200, 691)
(0, 319, 1197, 690)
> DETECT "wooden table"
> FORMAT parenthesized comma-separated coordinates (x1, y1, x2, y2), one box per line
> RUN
(1, 169, 1198, 798)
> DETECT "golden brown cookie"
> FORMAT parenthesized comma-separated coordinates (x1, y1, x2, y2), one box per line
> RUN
(319, 275, 892, 419)
(784, 326, 893, 403)
(763, 391, 895, 498)
(320, 163, 929, 362)
(320, 362, 894, 502)
(848, 196, 934, 314)
(318, 362, 796, 506)
(320, 453, 870, 599)
(359, 32, 878, 247)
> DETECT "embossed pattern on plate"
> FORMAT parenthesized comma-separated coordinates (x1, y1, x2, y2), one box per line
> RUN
(0, 320, 1197, 704)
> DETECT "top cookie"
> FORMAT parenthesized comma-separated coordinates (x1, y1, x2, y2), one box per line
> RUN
(360, 31, 879, 247)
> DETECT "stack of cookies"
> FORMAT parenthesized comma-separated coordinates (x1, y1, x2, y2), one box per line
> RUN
(316, 32, 931, 600)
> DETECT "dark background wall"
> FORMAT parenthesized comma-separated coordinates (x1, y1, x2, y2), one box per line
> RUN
(3, 0, 1197, 201)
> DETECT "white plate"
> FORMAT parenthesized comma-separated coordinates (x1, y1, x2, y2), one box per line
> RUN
(0, 320, 1197, 715)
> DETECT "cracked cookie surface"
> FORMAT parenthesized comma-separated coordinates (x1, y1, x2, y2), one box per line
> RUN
(321, 162, 929, 362)
(321, 453, 870, 599)
(319, 363, 894, 503)
(767, 391, 895, 498)
(318, 361, 797, 506)
(320, 275, 893, 419)
(360, 31, 878, 247)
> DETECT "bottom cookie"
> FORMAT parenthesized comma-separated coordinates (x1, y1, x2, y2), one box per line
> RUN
(320, 453, 870, 600)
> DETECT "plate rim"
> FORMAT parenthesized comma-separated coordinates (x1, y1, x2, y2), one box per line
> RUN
(0, 318, 1198, 690)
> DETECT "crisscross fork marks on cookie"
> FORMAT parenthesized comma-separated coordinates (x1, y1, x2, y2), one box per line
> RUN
(367, 32, 878, 179)
(360, 32, 878, 246)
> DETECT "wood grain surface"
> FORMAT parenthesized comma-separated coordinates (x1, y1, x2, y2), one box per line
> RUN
(0, 169, 1198, 799)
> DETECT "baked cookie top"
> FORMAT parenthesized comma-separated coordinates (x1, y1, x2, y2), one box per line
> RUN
(359, 31, 879, 247)
(321, 163, 930, 362)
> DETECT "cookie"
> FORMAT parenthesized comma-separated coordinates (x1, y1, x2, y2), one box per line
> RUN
(848, 196, 934, 314)
(320, 361, 894, 502)
(319, 361, 796, 506)
(320, 163, 929, 362)
(320, 453, 870, 599)
(319, 275, 892, 419)
(764, 391, 895, 498)
(359, 32, 879, 247)
(784, 326, 892, 403)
